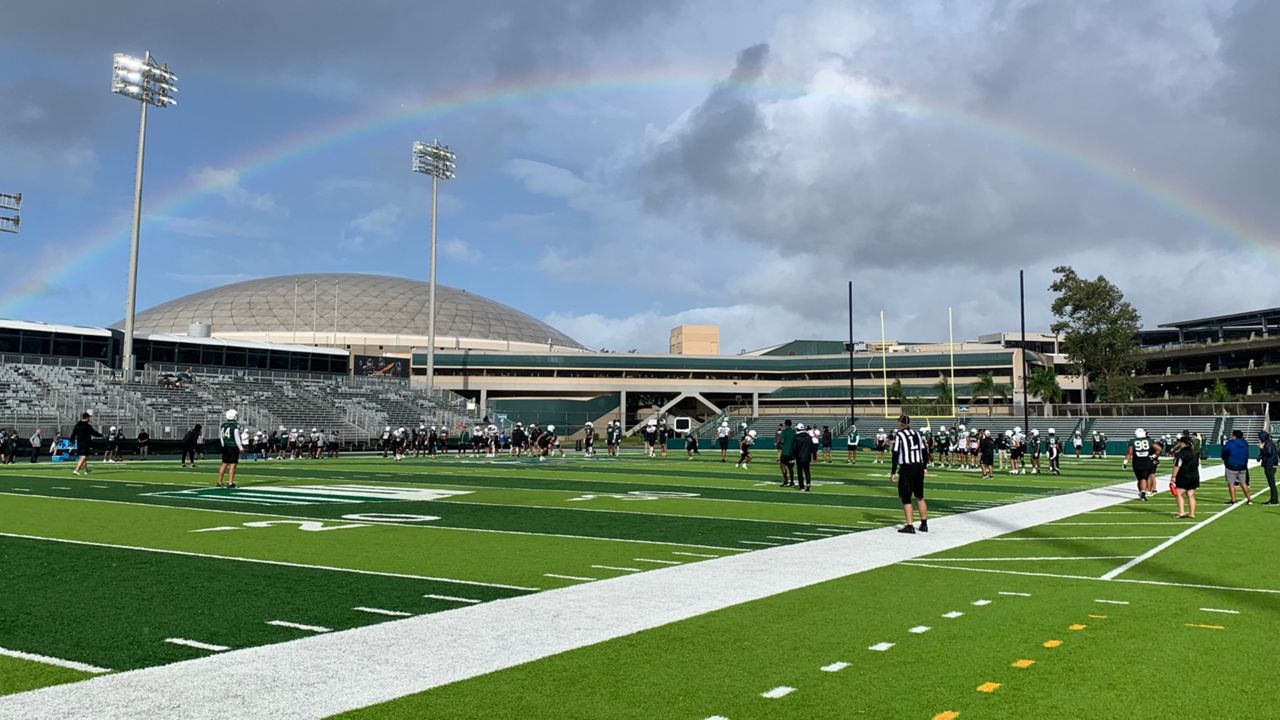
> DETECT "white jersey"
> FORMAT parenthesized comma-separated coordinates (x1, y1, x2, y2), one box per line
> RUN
(717, 425, 731, 439)
(1012, 431, 1026, 449)
(875, 432, 887, 444)
(1073, 435, 1083, 447)
(957, 430, 970, 449)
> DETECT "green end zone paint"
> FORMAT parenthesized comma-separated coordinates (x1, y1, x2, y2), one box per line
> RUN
(0, 535, 526, 672)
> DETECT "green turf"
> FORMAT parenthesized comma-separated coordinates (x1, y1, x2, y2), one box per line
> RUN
(0, 655, 93, 697)
(335, 484, 1279, 719)
(0, 534, 525, 671)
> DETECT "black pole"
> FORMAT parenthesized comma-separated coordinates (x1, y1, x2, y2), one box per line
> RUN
(1021, 270, 1030, 433)
(848, 281, 856, 429)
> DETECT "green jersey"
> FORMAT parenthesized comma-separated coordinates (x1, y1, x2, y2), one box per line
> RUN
(848, 429, 860, 444)
(220, 421, 240, 448)
(778, 426, 796, 455)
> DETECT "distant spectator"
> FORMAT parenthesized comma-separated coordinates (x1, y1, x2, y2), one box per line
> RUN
(1172, 432, 1201, 519)
(181, 424, 201, 468)
(137, 428, 150, 461)
(195, 425, 205, 460)
(29, 428, 42, 464)
(1220, 430, 1252, 505)
(1258, 431, 1278, 505)
(70, 412, 102, 476)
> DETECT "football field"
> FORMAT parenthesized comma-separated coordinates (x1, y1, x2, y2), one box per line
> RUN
(0, 450, 1274, 718)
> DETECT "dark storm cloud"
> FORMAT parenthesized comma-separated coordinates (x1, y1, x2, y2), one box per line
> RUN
(1214, 0, 1280, 130)
(4, 0, 681, 96)
(631, 0, 1280, 283)
(638, 43, 770, 215)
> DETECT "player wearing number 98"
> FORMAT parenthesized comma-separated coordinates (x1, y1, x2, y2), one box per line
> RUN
(216, 409, 246, 489)
(1123, 428, 1161, 501)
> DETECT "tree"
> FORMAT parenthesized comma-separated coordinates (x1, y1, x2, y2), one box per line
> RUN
(971, 372, 1011, 415)
(932, 376, 955, 416)
(1202, 378, 1236, 414)
(1049, 266, 1142, 404)
(1027, 366, 1063, 412)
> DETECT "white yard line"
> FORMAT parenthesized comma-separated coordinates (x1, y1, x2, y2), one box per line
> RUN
(353, 607, 413, 618)
(544, 573, 596, 582)
(591, 565, 641, 573)
(0, 646, 110, 674)
(998, 591, 1032, 597)
(633, 558, 682, 565)
(423, 594, 482, 604)
(867, 642, 895, 652)
(0, 532, 537, 591)
(266, 621, 331, 634)
(0, 475, 1171, 720)
(164, 638, 228, 653)
(1200, 608, 1240, 615)
(760, 686, 795, 699)
(671, 551, 720, 558)
(1101, 468, 1262, 580)
(820, 661, 849, 672)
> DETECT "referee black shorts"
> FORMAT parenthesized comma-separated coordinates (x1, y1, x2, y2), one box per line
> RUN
(897, 464, 925, 504)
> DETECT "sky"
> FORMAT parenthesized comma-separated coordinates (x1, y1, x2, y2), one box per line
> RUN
(1, 0, 1278, 354)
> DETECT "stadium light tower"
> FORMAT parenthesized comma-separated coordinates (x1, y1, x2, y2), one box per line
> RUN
(0, 192, 20, 234)
(112, 51, 178, 379)
(412, 139, 456, 397)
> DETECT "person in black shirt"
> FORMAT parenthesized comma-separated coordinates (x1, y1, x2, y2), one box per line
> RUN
(181, 424, 202, 468)
(979, 430, 996, 479)
(69, 412, 102, 476)
(1171, 433, 1200, 519)
(137, 428, 151, 461)
(793, 423, 814, 491)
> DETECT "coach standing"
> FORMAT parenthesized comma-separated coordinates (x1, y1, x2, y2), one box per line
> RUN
(890, 414, 929, 534)
(1221, 430, 1253, 505)
(69, 412, 102, 476)
(1257, 431, 1278, 505)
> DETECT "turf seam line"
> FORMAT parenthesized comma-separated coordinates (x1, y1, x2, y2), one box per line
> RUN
(0, 532, 538, 591)
(0, 646, 111, 674)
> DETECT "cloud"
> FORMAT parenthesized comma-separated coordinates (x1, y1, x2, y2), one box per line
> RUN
(192, 167, 280, 212)
(350, 203, 403, 236)
(441, 238, 481, 263)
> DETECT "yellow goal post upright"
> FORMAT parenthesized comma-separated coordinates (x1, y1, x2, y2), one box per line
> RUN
(880, 306, 959, 426)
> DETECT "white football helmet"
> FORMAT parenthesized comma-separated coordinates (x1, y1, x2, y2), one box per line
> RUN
(958, 424, 966, 431)
(1135, 428, 1147, 438)
(547, 425, 556, 432)
(225, 410, 238, 421)
(585, 421, 593, 427)
(796, 423, 806, 430)
(748, 429, 758, 438)
(1013, 426, 1022, 434)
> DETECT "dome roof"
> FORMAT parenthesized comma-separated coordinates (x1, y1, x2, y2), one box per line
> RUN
(124, 273, 582, 348)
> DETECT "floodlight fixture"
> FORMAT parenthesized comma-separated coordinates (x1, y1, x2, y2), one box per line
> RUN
(112, 52, 179, 108)
(112, 50, 179, 379)
(411, 139, 458, 395)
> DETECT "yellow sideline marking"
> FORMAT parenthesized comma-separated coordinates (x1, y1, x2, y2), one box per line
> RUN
(933, 712, 960, 720)
(976, 682, 1001, 693)
(1185, 623, 1224, 630)
(1043, 640, 1063, 648)
(1012, 659, 1035, 669)
(1068, 624, 1087, 631)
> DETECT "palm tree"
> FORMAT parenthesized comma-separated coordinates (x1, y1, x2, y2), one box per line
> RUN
(970, 372, 1011, 416)
(1027, 367, 1064, 414)
(932, 376, 955, 416)
(887, 378, 906, 412)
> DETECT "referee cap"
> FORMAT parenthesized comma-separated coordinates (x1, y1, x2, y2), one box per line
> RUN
(897, 414, 910, 426)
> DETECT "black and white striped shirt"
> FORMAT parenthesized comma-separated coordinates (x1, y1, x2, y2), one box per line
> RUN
(891, 427, 928, 473)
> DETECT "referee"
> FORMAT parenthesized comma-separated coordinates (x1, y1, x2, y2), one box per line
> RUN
(890, 414, 929, 534)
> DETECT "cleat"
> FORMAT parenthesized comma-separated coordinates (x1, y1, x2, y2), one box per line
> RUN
(897, 525, 916, 534)
(918, 521, 928, 532)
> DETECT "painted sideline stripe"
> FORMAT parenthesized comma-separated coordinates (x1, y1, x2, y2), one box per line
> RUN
(591, 565, 641, 572)
(353, 607, 413, 618)
(634, 558, 681, 565)
(998, 591, 1031, 597)
(267, 621, 331, 633)
(0, 646, 110, 674)
(544, 573, 595, 582)
(1101, 468, 1262, 580)
(0, 532, 537, 592)
(1201, 608, 1240, 615)
(739, 540, 781, 546)
(164, 638, 228, 653)
(423, 594, 482, 604)
(671, 552, 719, 558)
(0, 474, 1176, 720)
(1094, 599, 1130, 605)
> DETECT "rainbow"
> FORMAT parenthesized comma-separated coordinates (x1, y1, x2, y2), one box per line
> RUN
(2, 64, 1273, 317)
